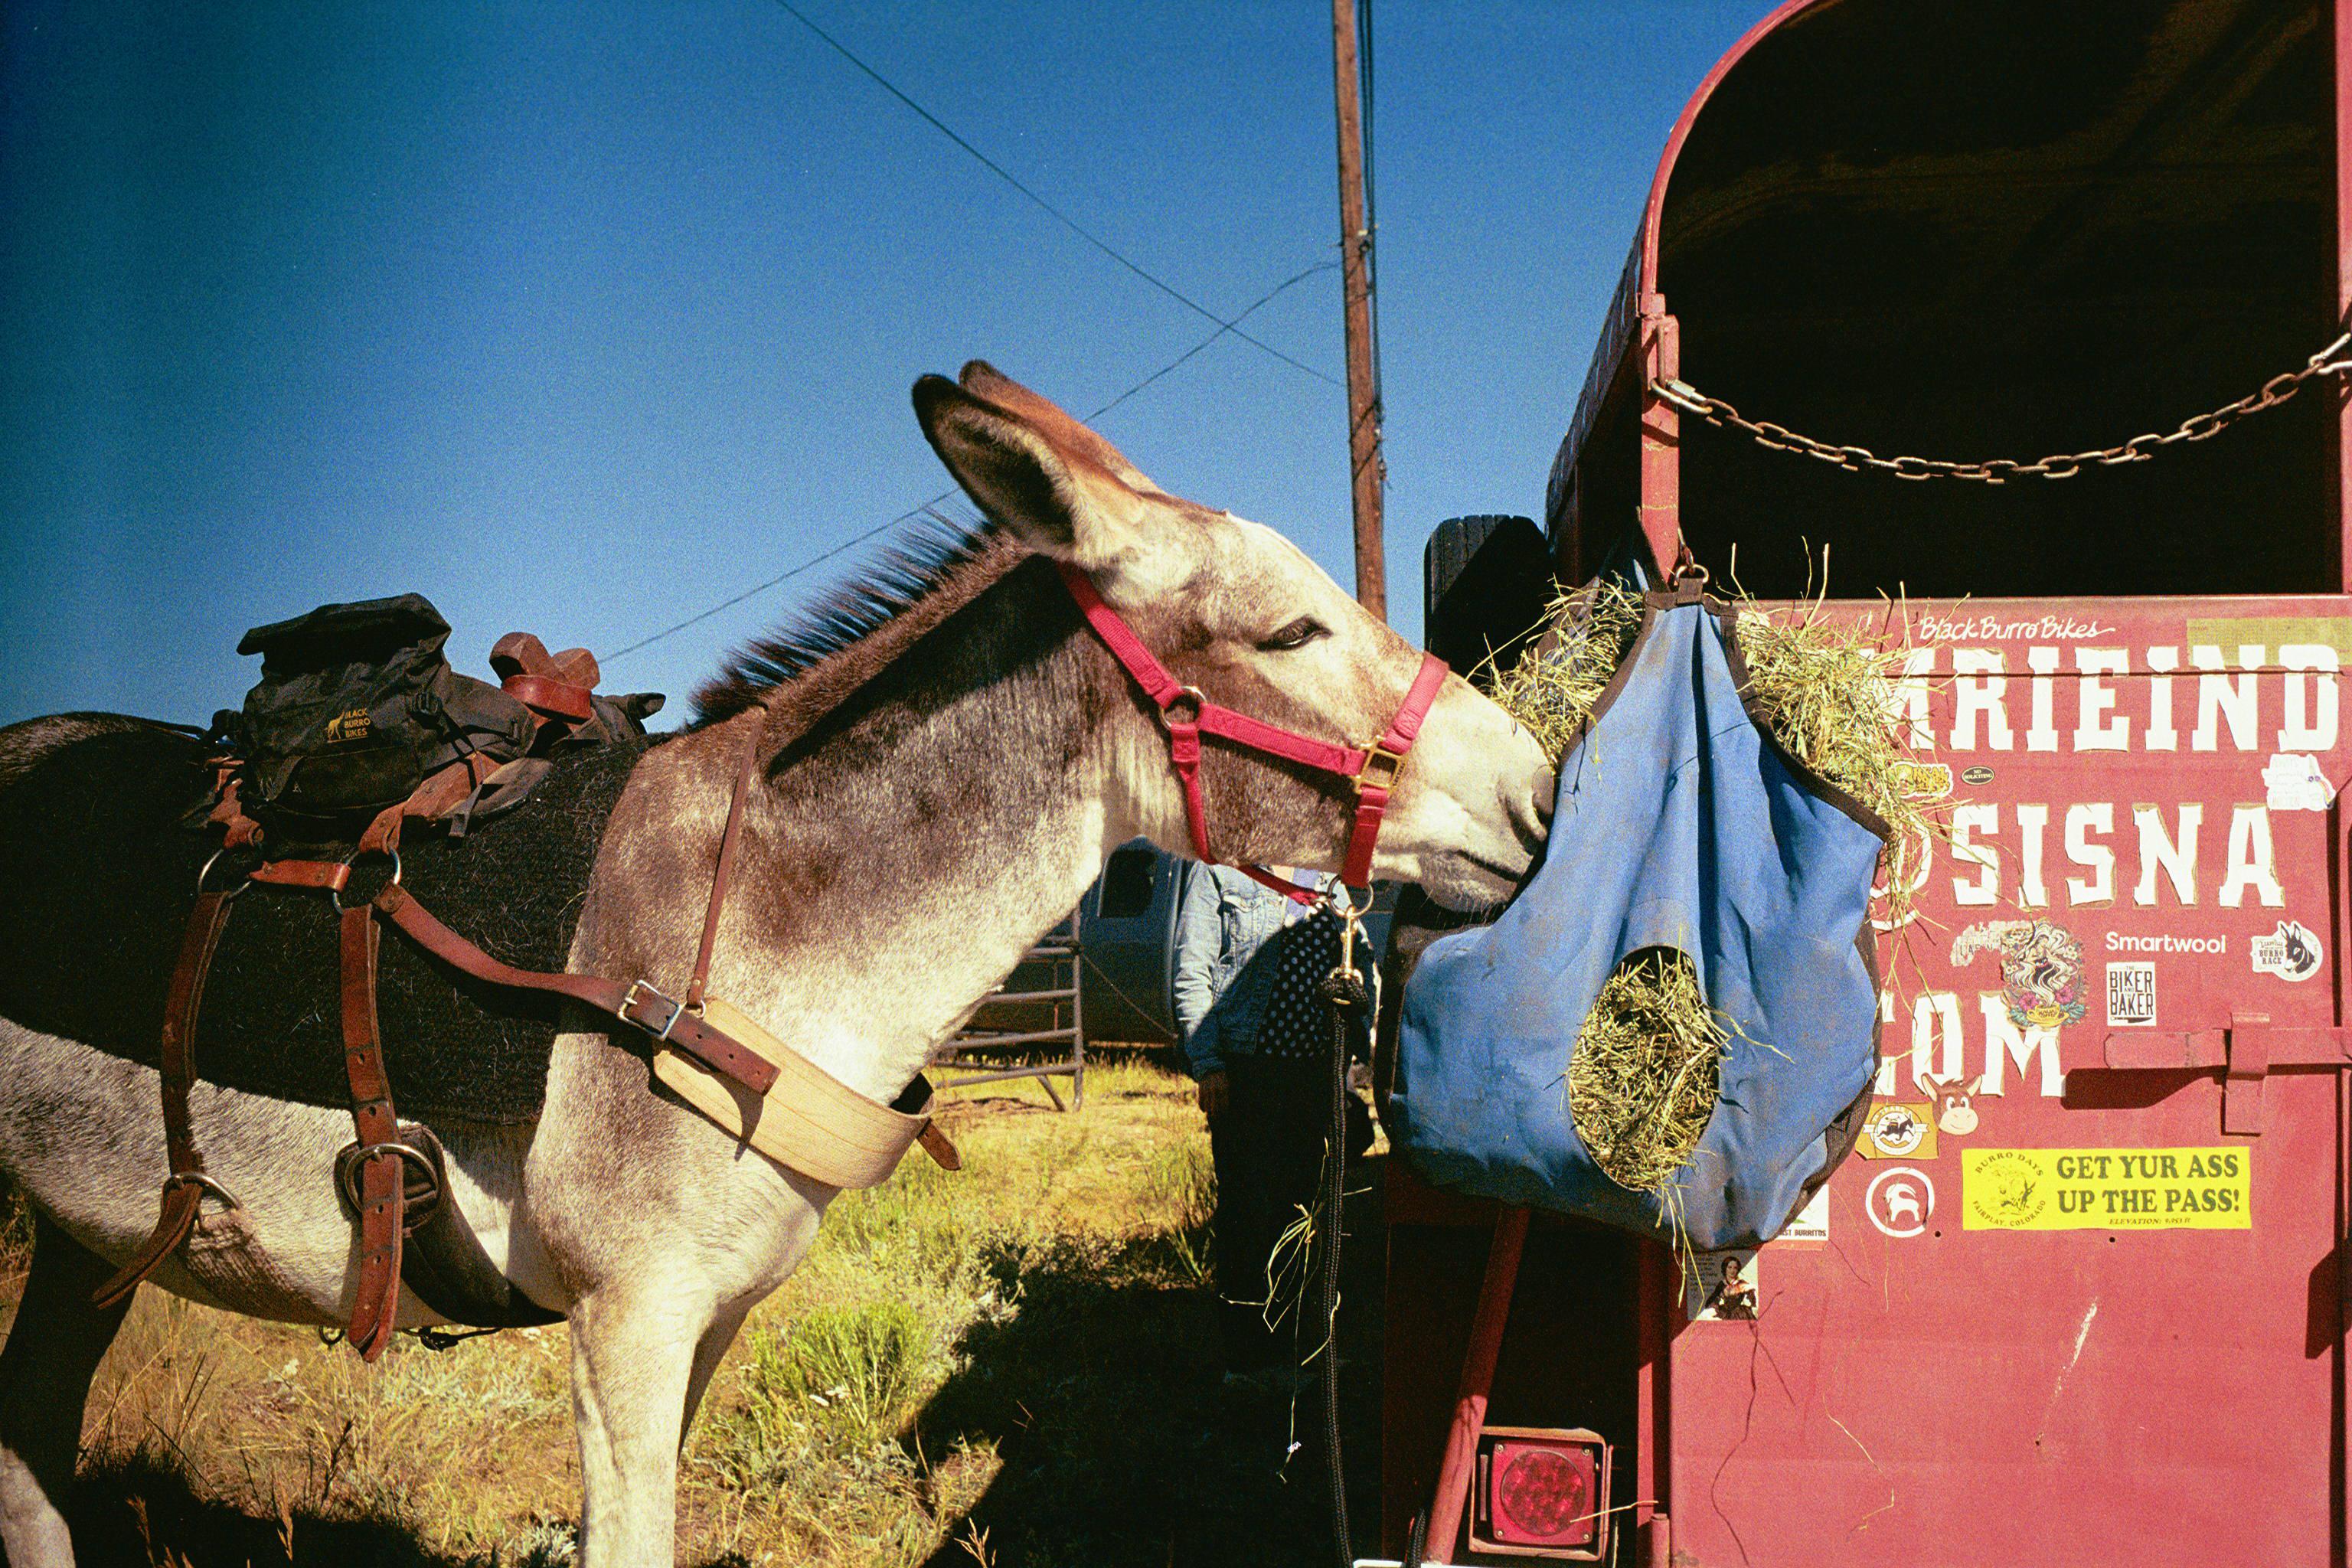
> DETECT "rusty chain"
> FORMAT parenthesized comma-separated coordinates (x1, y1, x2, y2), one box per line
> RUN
(1650, 329, 2352, 482)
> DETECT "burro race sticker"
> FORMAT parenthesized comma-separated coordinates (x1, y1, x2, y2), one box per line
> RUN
(1962, 1148, 2250, 1231)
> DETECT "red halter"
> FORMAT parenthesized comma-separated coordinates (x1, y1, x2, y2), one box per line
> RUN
(1059, 561, 1449, 897)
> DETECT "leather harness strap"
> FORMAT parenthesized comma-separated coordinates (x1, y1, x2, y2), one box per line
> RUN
(250, 858, 351, 892)
(94, 888, 237, 1312)
(95, 699, 947, 1338)
(1057, 562, 1449, 894)
(371, 883, 780, 1096)
(338, 903, 405, 1361)
(686, 732, 764, 1014)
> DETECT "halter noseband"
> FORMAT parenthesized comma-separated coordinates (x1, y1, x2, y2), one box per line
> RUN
(1058, 561, 1449, 899)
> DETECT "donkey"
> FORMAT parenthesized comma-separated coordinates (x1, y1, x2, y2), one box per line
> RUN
(0, 363, 1553, 1566)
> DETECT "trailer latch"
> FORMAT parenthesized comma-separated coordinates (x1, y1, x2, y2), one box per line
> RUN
(2100, 1016, 2352, 1135)
(2223, 1013, 2269, 1136)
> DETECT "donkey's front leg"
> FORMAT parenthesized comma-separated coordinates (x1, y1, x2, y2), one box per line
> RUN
(568, 1283, 713, 1568)
(0, 1214, 133, 1568)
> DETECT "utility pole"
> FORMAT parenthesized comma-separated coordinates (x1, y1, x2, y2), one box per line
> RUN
(1331, 0, 1385, 622)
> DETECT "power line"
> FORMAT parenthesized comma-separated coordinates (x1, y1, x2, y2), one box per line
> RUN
(601, 257, 1338, 667)
(600, 501, 946, 664)
(1084, 259, 1337, 422)
(766, 0, 1338, 390)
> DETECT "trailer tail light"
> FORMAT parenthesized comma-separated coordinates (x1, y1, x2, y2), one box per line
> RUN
(1469, 1427, 1612, 1560)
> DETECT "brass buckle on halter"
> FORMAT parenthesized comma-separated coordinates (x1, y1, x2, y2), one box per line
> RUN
(1354, 741, 1407, 794)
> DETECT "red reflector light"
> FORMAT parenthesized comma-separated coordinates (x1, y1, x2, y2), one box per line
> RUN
(1472, 1428, 1612, 1560)
(1494, 1443, 1593, 1542)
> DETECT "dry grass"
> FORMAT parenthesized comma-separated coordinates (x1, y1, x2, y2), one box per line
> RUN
(1566, 949, 1730, 1194)
(2, 1054, 1378, 1566)
(1475, 577, 1645, 762)
(1732, 599, 1940, 927)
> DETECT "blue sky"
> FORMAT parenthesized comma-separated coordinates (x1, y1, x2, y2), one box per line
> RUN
(1, 1, 1761, 726)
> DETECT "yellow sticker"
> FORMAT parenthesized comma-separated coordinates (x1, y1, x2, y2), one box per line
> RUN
(324, 707, 372, 743)
(1856, 1102, 1936, 1161)
(2184, 616, 2352, 658)
(1962, 1148, 2249, 1231)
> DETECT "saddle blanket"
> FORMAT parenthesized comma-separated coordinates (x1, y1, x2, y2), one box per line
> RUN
(0, 724, 648, 1124)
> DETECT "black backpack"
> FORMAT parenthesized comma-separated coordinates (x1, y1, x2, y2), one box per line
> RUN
(220, 594, 537, 831)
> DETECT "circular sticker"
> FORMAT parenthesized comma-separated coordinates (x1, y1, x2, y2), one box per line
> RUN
(1865, 1166, 1936, 1239)
(1962, 765, 1994, 786)
(1864, 1103, 1927, 1157)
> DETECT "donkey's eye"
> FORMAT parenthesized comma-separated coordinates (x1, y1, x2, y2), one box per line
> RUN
(1258, 617, 1328, 652)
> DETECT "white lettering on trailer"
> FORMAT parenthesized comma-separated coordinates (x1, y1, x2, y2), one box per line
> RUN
(1951, 803, 1999, 906)
(2220, 805, 2286, 908)
(1898, 991, 1967, 1093)
(1979, 996, 2063, 1097)
(2132, 805, 2200, 906)
(1909, 802, 2283, 910)
(1950, 648, 2014, 750)
(2065, 803, 2115, 904)
(2192, 645, 2262, 753)
(2279, 645, 2341, 750)
(1916, 614, 2112, 641)
(2014, 802, 2050, 907)
(1896, 646, 1937, 748)
(2026, 646, 2062, 752)
(1873, 989, 2066, 1099)
(2145, 646, 2181, 750)
(2105, 932, 2225, 953)
(2074, 648, 2131, 750)
(1909, 642, 2343, 753)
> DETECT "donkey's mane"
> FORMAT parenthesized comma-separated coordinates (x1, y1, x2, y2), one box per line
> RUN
(691, 514, 1033, 728)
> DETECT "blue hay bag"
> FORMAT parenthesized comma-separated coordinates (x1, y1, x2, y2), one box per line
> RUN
(1388, 578, 1887, 1251)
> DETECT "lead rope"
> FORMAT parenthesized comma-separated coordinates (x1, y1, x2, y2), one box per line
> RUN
(1315, 886, 1371, 1568)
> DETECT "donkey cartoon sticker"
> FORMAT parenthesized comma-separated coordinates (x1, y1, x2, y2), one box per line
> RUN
(1916, 1073, 1982, 1136)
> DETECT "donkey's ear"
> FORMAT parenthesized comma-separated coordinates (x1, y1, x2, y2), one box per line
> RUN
(912, 374, 1148, 570)
(957, 361, 1164, 495)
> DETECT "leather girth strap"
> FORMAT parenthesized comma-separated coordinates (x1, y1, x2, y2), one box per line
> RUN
(93, 890, 237, 1312)
(339, 904, 405, 1361)
(333, 1124, 561, 1329)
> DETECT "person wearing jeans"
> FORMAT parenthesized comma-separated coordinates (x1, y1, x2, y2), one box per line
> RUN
(1173, 864, 1370, 1374)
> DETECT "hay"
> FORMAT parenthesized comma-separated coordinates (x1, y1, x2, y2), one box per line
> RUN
(1476, 577, 1645, 761)
(1480, 568, 1939, 926)
(1567, 948, 1728, 1192)
(1732, 598, 1939, 927)
(1481, 562, 1942, 1196)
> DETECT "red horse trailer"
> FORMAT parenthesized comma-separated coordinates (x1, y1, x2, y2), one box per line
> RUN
(1382, 3, 2352, 1563)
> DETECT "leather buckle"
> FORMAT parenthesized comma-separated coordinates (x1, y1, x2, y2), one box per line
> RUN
(1354, 742, 1406, 794)
(162, 1171, 243, 1211)
(622, 979, 686, 1042)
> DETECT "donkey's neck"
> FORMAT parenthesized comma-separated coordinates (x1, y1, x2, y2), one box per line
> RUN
(674, 559, 1152, 1102)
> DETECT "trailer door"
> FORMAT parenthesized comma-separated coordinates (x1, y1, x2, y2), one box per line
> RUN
(1665, 595, 2350, 1567)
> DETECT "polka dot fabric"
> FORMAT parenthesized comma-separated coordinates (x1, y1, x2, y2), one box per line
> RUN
(1250, 907, 1345, 1057)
